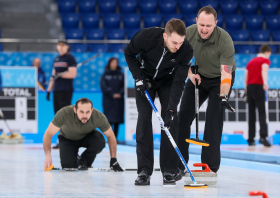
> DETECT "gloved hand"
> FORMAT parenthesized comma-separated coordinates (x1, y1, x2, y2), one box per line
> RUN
(219, 94, 235, 112)
(164, 110, 174, 129)
(135, 78, 151, 96)
(110, 158, 124, 172)
(46, 92, 50, 101)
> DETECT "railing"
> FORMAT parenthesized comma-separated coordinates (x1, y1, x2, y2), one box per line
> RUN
(0, 38, 280, 51)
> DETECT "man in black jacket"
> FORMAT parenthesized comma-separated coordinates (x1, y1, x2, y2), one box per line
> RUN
(124, 19, 193, 185)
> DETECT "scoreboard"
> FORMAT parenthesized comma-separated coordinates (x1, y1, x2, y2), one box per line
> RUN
(0, 67, 37, 134)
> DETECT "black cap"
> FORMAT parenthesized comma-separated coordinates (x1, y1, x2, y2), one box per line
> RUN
(57, 38, 68, 45)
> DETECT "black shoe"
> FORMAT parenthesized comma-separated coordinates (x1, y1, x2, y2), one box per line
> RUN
(52, 144, 59, 149)
(135, 170, 150, 186)
(259, 138, 271, 147)
(77, 155, 89, 169)
(174, 168, 185, 181)
(247, 140, 256, 146)
(163, 172, 176, 185)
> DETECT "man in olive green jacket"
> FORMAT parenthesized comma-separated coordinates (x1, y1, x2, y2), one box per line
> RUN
(43, 98, 123, 172)
(177, 6, 236, 174)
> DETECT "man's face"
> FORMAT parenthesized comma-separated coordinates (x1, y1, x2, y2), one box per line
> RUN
(196, 11, 217, 40)
(265, 52, 272, 59)
(163, 32, 185, 53)
(33, 58, 41, 69)
(57, 42, 69, 55)
(73, 103, 93, 124)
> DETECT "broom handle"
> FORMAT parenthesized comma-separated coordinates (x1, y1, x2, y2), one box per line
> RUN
(194, 65, 199, 140)
(144, 89, 197, 184)
(195, 78, 199, 140)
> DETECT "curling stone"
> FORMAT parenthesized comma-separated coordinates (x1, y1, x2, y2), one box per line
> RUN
(184, 163, 217, 186)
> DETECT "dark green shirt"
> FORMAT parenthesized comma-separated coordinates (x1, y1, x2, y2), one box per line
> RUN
(52, 105, 111, 140)
(186, 24, 236, 78)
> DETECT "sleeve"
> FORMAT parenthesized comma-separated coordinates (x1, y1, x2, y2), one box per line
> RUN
(246, 61, 250, 70)
(264, 59, 270, 67)
(68, 54, 77, 67)
(51, 108, 66, 128)
(95, 111, 111, 132)
(167, 44, 193, 112)
(118, 72, 124, 96)
(124, 29, 146, 79)
(100, 74, 114, 97)
(219, 37, 235, 66)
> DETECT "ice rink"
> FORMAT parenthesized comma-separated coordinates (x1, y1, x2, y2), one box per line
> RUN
(0, 144, 279, 198)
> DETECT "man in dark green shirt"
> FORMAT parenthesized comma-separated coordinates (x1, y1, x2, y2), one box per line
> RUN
(177, 6, 236, 174)
(43, 98, 123, 171)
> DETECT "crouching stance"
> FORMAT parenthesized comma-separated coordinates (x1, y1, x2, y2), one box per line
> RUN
(43, 98, 123, 171)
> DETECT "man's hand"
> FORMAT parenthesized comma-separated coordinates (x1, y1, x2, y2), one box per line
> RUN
(243, 93, 247, 103)
(44, 154, 53, 171)
(219, 94, 235, 112)
(113, 93, 121, 99)
(110, 158, 124, 172)
(189, 74, 201, 85)
(135, 78, 151, 95)
(46, 92, 50, 101)
(263, 83, 269, 91)
(164, 110, 174, 129)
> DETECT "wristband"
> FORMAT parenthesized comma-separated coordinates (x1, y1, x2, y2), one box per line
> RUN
(221, 78, 231, 86)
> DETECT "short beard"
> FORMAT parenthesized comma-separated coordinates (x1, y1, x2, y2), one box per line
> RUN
(78, 117, 88, 123)
(163, 41, 173, 53)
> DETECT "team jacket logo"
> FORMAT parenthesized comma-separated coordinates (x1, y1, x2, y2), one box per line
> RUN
(170, 59, 176, 62)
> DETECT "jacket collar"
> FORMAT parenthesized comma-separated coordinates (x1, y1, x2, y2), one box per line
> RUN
(257, 53, 267, 59)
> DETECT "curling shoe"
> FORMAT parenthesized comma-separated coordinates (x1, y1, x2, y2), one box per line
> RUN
(163, 172, 176, 185)
(259, 138, 271, 147)
(135, 170, 150, 186)
(174, 168, 185, 181)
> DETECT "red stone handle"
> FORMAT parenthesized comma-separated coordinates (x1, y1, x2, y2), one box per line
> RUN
(192, 163, 212, 172)
(249, 191, 268, 198)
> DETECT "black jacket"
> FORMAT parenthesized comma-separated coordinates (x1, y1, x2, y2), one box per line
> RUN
(124, 27, 193, 112)
(100, 67, 124, 123)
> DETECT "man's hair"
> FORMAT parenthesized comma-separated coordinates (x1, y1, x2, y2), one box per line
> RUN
(260, 44, 272, 53)
(165, 19, 186, 36)
(75, 98, 93, 109)
(197, 6, 217, 21)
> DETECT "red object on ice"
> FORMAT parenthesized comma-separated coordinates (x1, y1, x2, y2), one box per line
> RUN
(192, 163, 213, 172)
(249, 191, 268, 198)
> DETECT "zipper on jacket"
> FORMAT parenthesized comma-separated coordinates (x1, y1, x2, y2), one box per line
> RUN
(153, 48, 167, 80)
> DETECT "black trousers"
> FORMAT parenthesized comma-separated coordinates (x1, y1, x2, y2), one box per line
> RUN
(247, 84, 268, 142)
(53, 91, 73, 114)
(135, 81, 178, 175)
(177, 73, 235, 173)
(110, 123, 120, 139)
(58, 130, 105, 168)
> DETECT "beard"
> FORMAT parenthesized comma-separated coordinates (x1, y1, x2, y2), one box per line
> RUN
(164, 41, 177, 53)
(79, 117, 89, 123)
